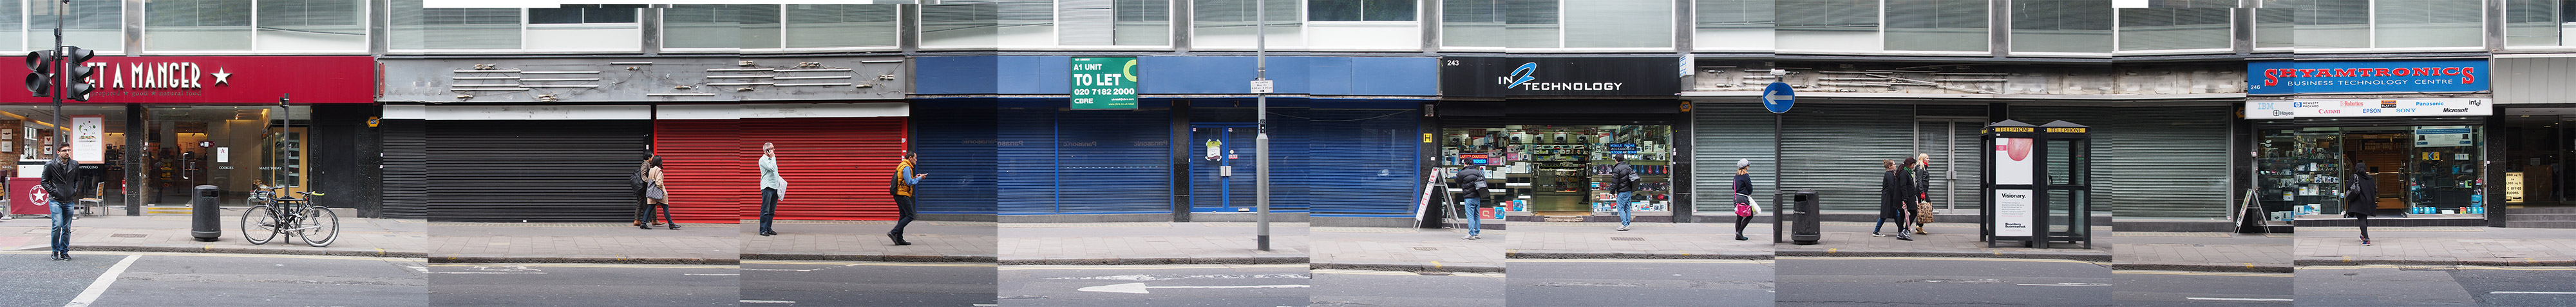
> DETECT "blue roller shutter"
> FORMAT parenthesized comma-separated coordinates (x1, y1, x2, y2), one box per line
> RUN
(1307, 108, 1421, 217)
(1271, 107, 1312, 214)
(914, 108, 998, 215)
(1056, 109, 1174, 214)
(996, 108, 1061, 215)
(998, 108, 1175, 215)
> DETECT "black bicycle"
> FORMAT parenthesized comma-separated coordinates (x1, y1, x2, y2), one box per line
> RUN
(242, 184, 338, 247)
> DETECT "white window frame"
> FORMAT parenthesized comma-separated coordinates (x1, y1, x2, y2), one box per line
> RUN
(1690, 0, 1779, 53)
(1510, 0, 1677, 54)
(2001, 0, 2114, 57)
(2110, 8, 2235, 56)
(1182, 0, 1312, 52)
(2295, 0, 2488, 54)
(24, 0, 130, 55)
(1776, 0, 1989, 57)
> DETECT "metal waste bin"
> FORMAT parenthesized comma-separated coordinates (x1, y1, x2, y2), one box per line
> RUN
(1790, 189, 1821, 245)
(190, 185, 221, 242)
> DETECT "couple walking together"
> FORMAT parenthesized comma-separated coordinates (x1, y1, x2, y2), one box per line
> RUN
(1876, 154, 1935, 241)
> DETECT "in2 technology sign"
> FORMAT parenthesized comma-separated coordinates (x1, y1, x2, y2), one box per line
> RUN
(1070, 57, 1139, 110)
(1501, 57, 1679, 97)
(2248, 59, 2488, 95)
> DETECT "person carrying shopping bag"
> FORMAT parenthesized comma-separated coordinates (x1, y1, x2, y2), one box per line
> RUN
(757, 143, 788, 236)
(1731, 159, 1758, 241)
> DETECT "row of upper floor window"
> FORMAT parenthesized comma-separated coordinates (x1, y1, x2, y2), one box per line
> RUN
(14, 0, 2576, 55)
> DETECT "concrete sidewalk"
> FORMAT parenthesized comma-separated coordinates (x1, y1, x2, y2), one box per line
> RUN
(1311, 226, 1504, 273)
(428, 221, 739, 264)
(1506, 221, 1772, 260)
(998, 222, 1309, 265)
(2295, 226, 2576, 266)
(2108, 232, 2294, 273)
(740, 220, 996, 262)
(1773, 221, 2113, 261)
(0, 209, 425, 257)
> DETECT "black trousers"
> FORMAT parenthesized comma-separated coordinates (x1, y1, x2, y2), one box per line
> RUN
(890, 195, 916, 237)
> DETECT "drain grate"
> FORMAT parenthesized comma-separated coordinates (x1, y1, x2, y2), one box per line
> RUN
(1413, 247, 1439, 251)
(1611, 237, 1645, 241)
(109, 233, 147, 238)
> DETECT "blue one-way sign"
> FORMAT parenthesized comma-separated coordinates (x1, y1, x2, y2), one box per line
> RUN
(1763, 82, 1795, 114)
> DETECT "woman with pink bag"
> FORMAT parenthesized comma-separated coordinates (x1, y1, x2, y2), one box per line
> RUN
(1732, 159, 1758, 241)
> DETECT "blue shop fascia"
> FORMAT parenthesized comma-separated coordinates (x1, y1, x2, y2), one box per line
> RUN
(911, 55, 1437, 225)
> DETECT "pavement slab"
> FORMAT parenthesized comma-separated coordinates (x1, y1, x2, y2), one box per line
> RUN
(2108, 233, 2294, 273)
(2295, 227, 2576, 266)
(1507, 222, 1772, 260)
(1773, 222, 2112, 261)
(999, 222, 1309, 265)
(430, 221, 740, 264)
(0, 212, 426, 257)
(1311, 227, 1504, 273)
(740, 220, 996, 262)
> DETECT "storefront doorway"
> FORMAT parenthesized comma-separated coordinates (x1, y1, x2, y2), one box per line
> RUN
(2503, 108, 2573, 207)
(1189, 123, 1257, 213)
(140, 105, 310, 206)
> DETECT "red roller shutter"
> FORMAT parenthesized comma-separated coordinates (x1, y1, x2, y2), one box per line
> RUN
(655, 119, 749, 224)
(741, 117, 909, 221)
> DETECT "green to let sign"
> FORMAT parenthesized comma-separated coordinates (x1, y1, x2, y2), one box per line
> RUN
(1070, 57, 1139, 110)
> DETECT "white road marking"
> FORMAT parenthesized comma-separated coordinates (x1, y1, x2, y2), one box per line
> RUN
(1077, 282, 1311, 294)
(2188, 297, 2295, 302)
(65, 255, 142, 307)
(2492, 292, 2576, 295)
(428, 272, 549, 275)
(2017, 283, 2112, 287)
(739, 300, 797, 304)
(684, 273, 739, 276)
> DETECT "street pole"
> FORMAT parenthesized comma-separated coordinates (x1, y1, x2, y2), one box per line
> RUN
(1253, 0, 1271, 252)
(49, 0, 61, 175)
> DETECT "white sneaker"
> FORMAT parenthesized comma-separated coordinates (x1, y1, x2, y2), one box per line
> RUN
(1616, 226, 1631, 232)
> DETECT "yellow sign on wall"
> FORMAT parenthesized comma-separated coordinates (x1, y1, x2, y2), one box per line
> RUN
(1423, 134, 1434, 143)
(2506, 172, 2525, 203)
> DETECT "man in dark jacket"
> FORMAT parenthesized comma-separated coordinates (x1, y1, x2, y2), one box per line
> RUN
(1455, 163, 1488, 240)
(1875, 159, 1903, 237)
(2347, 164, 2378, 246)
(1609, 155, 1640, 232)
(44, 144, 88, 261)
(889, 152, 925, 246)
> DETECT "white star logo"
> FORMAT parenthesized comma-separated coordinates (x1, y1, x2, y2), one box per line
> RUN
(211, 68, 232, 86)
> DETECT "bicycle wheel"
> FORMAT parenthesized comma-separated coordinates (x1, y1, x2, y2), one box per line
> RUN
(240, 204, 278, 245)
(299, 206, 339, 247)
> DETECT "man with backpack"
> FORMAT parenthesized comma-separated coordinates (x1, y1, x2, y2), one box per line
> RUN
(1609, 155, 1641, 232)
(1455, 159, 1488, 241)
(889, 152, 927, 246)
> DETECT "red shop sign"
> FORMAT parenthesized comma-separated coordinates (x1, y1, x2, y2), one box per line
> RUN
(0, 55, 373, 104)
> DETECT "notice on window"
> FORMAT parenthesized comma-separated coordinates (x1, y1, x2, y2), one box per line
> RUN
(1995, 189, 2034, 237)
(70, 115, 102, 164)
(2414, 126, 2473, 147)
(1070, 57, 1139, 110)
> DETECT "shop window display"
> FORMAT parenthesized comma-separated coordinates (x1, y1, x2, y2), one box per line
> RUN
(1441, 125, 1672, 218)
(2257, 126, 2485, 220)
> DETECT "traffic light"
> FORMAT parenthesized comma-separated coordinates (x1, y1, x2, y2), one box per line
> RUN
(23, 49, 52, 97)
(62, 46, 94, 101)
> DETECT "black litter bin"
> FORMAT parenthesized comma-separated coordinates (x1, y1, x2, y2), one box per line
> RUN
(1791, 189, 1821, 245)
(190, 185, 220, 242)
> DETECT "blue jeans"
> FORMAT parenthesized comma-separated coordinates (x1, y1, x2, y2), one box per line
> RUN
(50, 200, 71, 254)
(1873, 217, 1889, 233)
(1616, 192, 1634, 226)
(1461, 197, 1481, 237)
(759, 188, 779, 233)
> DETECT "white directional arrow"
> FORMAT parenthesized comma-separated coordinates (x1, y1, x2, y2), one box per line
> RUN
(1763, 90, 1790, 105)
(1076, 282, 1311, 294)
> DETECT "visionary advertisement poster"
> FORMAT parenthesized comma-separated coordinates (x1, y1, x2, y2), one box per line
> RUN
(1995, 188, 2034, 237)
(1994, 137, 2034, 185)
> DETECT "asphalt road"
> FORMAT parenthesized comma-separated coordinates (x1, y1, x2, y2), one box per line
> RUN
(1504, 259, 1774, 307)
(2298, 265, 2576, 307)
(1309, 269, 1503, 307)
(2112, 270, 2293, 306)
(997, 264, 1309, 307)
(0, 251, 426, 307)
(741, 260, 997, 306)
(1777, 257, 2112, 307)
(428, 262, 740, 306)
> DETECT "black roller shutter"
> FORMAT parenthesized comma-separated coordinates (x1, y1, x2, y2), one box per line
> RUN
(381, 119, 428, 219)
(426, 120, 649, 222)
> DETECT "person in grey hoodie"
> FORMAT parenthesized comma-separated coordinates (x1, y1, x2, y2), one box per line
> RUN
(757, 143, 788, 236)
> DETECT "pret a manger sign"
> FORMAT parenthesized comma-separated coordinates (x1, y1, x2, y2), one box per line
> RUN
(3, 56, 372, 103)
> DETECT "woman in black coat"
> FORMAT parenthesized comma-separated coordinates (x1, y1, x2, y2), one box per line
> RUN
(1877, 159, 1913, 240)
(2347, 163, 2378, 246)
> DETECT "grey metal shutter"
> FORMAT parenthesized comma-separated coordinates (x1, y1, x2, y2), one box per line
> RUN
(2009, 106, 2118, 215)
(1692, 102, 1776, 213)
(425, 120, 649, 222)
(2108, 106, 2230, 218)
(1917, 118, 1985, 213)
(380, 119, 428, 219)
(1781, 104, 1917, 212)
